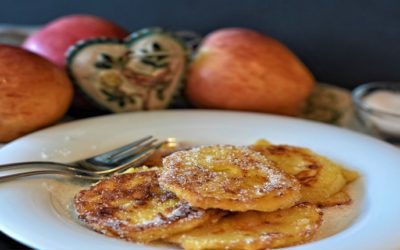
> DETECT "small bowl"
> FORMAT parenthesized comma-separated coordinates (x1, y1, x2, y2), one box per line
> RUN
(352, 82, 400, 143)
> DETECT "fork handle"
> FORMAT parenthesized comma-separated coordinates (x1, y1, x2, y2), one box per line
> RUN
(0, 161, 90, 178)
(0, 161, 101, 183)
(0, 162, 106, 177)
(0, 169, 75, 182)
(0, 161, 76, 171)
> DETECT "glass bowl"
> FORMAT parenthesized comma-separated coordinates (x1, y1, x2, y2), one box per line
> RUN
(352, 82, 400, 143)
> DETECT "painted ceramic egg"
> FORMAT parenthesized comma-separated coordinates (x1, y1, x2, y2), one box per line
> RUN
(67, 28, 187, 112)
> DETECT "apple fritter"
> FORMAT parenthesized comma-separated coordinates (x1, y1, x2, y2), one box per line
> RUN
(318, 191, 351, 207)
(159, 145, 301, 212)
(341, 167, 359, 183)
(142, 142, 190, 167)
(74, 168, 223, 243)
(168, 203, 323, 250)
(250, 140, 349, 204)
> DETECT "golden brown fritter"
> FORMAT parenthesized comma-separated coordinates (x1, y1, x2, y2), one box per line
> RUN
(142, 142, 190, 167)
(168, 203, 323, 250)
(159, 145, 301, 212)
(250, 140, 350, 204)
(318, 191, 351, 207)
(74, 168, 223, 243)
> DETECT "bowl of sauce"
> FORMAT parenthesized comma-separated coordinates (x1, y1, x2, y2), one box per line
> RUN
(352, 82, 400, 144)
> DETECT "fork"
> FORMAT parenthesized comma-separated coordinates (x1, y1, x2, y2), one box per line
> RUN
(0, 136, 165, 182)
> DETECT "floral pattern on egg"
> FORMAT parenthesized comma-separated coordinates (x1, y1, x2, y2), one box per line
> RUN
(67, 28, 187, 112)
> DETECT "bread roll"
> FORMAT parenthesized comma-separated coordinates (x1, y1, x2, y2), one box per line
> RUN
(186, 28, 315, 115)
(0, 45, 73, 142)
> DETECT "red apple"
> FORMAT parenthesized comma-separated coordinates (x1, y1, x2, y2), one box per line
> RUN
(0, 45, 73, 142)
(22, 14, 128, 68)
(186, 28, 315, 116)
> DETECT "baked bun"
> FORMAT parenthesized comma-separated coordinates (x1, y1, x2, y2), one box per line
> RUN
(186, 28, 315, 115)
(0, 45, 73, 142)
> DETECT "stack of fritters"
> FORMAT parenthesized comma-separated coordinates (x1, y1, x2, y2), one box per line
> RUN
(74, 141, 358, 250)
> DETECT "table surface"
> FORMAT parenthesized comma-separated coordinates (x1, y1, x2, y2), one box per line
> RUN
(0, 232, 27, 249)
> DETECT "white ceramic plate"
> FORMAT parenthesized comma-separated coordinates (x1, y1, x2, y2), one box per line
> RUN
(0, 110, 399, 250)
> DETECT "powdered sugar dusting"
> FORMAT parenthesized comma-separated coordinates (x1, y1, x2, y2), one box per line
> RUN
(160, 145, 300, 201)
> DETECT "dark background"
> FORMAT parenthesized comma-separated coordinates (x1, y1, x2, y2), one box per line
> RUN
(0, 0, 399, 248)
(1, 0, 400, 89)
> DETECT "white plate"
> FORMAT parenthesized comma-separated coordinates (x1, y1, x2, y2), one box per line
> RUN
(0, 110, 399, 250)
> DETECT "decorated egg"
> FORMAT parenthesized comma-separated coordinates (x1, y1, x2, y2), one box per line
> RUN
(66, 28, 187, 112)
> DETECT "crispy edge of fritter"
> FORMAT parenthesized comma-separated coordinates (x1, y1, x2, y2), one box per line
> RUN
(167, 203, 323, 250)
(249, 143, 350, 204)
(318, 190, 352, 207)
(74, 170, 224, 243)
(161, 179, 301, 212)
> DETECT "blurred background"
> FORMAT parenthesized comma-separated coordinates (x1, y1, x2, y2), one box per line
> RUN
(1, 0, 399, 89)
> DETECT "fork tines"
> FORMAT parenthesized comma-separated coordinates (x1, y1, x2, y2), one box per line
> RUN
(88, 136, 165, 167)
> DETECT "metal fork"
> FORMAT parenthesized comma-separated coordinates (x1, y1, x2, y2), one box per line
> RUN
(0, 136, 165, 182)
